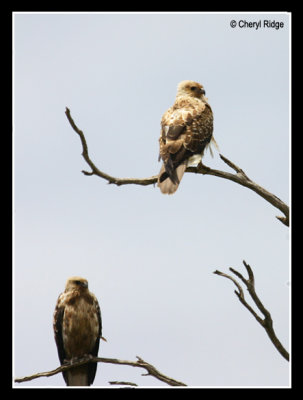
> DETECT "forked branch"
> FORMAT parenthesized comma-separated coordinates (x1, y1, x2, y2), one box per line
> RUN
(214, 261, 289, 361)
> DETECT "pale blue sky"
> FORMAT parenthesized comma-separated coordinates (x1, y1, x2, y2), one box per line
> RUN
(13, 12, 290, 387)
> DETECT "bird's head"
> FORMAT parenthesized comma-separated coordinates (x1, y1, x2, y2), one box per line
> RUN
(177, 80, 206, 99)
(65, 276, 89, 292)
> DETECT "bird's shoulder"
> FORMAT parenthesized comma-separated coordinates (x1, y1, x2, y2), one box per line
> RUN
(162, 96, 207, 127)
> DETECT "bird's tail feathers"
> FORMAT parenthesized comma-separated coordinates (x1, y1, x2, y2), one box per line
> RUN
(157, 163, 187, 195)
(66, 366, 89, 386)
(161, 156, 179, 185)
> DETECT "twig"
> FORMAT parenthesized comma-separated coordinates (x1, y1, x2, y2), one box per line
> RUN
(65, 107, 289, 226)
(14, 355, 187, 387)
(214, 261, 289, 361)
(109, 381, 138, 387)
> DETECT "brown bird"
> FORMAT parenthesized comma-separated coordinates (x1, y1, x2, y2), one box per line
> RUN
(158, 80, 217, 194)
(53, 277, 102, 386)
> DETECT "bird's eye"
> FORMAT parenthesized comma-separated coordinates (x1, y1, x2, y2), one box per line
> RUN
(190, 86, 196, 91)
(75, 280, 81, 285)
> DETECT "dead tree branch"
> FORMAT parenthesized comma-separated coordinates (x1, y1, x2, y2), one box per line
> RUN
(214, 260, 289, 361)
(65, 107, 158, 187)
(65, 107, 289, 226)
(14, 355, 187, 387)
(109, 381, 138, 387)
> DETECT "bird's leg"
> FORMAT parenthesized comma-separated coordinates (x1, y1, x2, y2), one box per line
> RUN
(70, 356, 80, 365)
(65, 354, 92, 365)
(75, 354, 93, 363)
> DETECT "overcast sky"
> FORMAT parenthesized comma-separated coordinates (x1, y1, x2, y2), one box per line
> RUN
(13, 12, 290, 388)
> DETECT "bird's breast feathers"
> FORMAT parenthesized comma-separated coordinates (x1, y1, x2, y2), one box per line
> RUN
(57, 292, 100, 358)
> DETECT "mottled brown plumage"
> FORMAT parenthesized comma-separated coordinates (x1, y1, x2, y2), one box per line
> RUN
(158, 80, 216, 194)
(53, 277, 102, 386)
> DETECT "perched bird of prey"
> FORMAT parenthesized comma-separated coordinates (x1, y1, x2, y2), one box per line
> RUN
(53, 277, 102, 386)
(158, 80, 217, 194)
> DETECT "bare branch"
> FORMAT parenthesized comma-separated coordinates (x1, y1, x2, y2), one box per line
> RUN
(214, 261, 289, 361)
(65, 107, 158, 187)
(14, 355, 187, 387)
(218, 153, 251, 180)
(109, 381, 138, 387)
(65, 107, 289, 226)
(213, 269, 245, 299)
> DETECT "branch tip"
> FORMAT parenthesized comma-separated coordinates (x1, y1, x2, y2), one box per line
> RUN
(214, 261, 289, 362)
(82, 170, 94, 176)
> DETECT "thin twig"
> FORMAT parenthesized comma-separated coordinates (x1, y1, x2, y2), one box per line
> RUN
(65, 107, 289, 226)
(14, 355, 187, 387)
(214, 261, 289, 361)
(109, 381, 138, 387)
